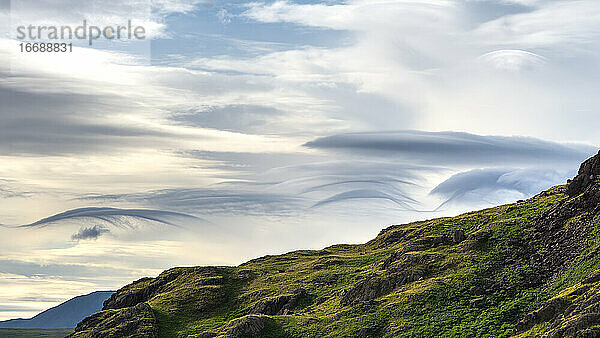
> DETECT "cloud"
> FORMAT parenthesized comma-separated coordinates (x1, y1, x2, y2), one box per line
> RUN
(71, 225, 110, 241)
(234, 0, 600, 143)
(179, 150, 321, 174)
(304, 130, 597, 166)
(0, 305, 39, 312)
(217, 8, 233, 25)
(475, 0, 600, 49)
(242, 0, 455, 31)
(430, 167, 567, 208)
(71, 158, 432, 216)
(0, 237, 188, 321)
(6, 0, 206, 39)
(170, 104, 286, 134)
(311, 189, 420, 210)
(69, 132, 597, 216)
(243, 0, 600, 55)
(242, 1, 356, 30)
(477, 49, 547, 72)
(78, 189, 306, 217)
(0, 85, 170, 156)
(0, 180, 32, 199)
(0, 258, 127, 279)
(17, 207, 201, 228)
(0, 38, 307, 158)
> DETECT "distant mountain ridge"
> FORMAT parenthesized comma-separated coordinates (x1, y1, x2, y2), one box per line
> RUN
(0, 291, 114, 329)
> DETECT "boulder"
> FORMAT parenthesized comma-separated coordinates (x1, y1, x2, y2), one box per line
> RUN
(226, 315, 265, 337)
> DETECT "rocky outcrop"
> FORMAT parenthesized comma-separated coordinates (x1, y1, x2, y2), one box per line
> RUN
(567, 150, 600, 197)
(101, 278, 154, 310)
(190, 315, 266, 338)
(526, 161, 600, 284)
(103, 269, 185, 310)
(68, 302, 158, 338)
(453, 229, 466, 243)
(251, 289, 307, 315)
(547, 313, 600, 338)
(379, 251, 438, 272)
(514, 269, 600, 337)
(514, 297, 571, 333)
(400, 235, 452, 253)
(226, 315, 266, 337)
(341, 270, 424, 306)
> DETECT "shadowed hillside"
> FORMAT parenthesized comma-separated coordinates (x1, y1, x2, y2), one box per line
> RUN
(70, 151, 600, 337)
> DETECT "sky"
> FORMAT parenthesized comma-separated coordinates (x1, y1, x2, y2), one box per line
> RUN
(0, 0, 599, 320)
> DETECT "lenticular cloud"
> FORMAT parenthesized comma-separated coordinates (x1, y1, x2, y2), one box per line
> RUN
(17, 207, 201, 228)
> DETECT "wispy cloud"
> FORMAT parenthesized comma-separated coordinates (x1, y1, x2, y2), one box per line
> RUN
(6, 0, 207, 39)
(476, 0, 600, 49)
(71, 225, 110, 241)
(78, 190, 306, 217)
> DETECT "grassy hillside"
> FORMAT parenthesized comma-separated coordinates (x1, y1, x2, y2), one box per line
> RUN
(71, 152, 600, 337)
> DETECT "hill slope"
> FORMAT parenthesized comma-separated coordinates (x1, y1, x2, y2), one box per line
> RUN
(0, 291, 114, 329)
(71, 151, 600, 337)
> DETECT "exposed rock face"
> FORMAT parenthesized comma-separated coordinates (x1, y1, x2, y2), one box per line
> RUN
(510, 151, 600, 337)
(102, 270, 185, 310)
(514, 269, 600, 337)
(102, 278, 154, 310)
(567, 150, 600, 197)
(341, 271, 424, 306)
(514, 297, 571, 333)
(251, 289, 307, 315)
(189, 315, 267, 338)
(548, 313, 600, 338)
(68, 302, 158, 338)
(225, 315, 265, 337)
(403, 235, 451, 252)
(381, 230, 407, 246)
(527, 160, 600, 284)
